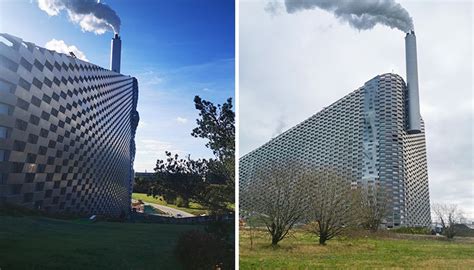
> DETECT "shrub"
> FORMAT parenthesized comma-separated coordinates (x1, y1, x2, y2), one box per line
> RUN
(392, 227, 431, 235)
(162, 193, 177, 204)
(175, 230, 234, 270)
(175, 196, 188, 208)
(453, 224, 474, 237)
(0, 202, 41, 216)
(206, 220, 233, 240)
(0, 203, 86, 219)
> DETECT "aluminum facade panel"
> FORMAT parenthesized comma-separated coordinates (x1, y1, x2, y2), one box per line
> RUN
(240, 73, 431, 227)
(0, 34, 139, 217)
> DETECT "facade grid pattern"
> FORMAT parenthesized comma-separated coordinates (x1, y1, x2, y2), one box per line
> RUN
(0, 34, 139, 216)
(239, 73, 431, 227)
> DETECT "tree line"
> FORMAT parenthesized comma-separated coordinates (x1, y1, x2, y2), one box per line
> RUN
(241, 163, 388, 246)
(134, 96, 234, 215)
(241, 163, 465, 248)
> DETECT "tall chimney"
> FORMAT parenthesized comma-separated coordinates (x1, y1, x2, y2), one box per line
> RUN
(405, 30, 421, 134)
(110, 33, 121, 73)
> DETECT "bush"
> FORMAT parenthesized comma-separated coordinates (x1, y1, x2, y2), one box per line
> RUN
(0, 203, 85, 219)
(0, 202, 41, 216)
(206, 219, 235, 243)
(162, 193, 177, 204)
(175, 230, 234, 270)
(175, 196, 189, 208)
(453, 224, 474, 237)
(392, 227, 431, 235)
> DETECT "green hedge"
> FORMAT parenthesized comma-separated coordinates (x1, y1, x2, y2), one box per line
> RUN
(392, 226, 431, 235)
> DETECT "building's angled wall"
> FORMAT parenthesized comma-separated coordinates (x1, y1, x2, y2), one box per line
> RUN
(0, 33, 138, 217)
(403, 120, 431, 226)
(239, 73, 430, 227)
(368, 74, 407, 226)
(239, 80, 365, 218)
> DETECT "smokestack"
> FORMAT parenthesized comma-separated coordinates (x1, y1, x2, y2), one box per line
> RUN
(405, 30, 421, 134)
(110, 33, 121, 73)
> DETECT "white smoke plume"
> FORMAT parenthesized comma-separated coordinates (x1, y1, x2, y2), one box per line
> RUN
(284, 0, 414, 32)
(37, 0, 121, 34)
(45, 39, 89, 61)
(272, 116, 287, 137)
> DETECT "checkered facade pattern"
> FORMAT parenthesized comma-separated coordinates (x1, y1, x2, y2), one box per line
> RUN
(0, 34, 139, 216)
(240, 73, 431, 227)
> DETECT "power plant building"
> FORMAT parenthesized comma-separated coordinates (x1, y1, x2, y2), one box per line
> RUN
(0, 33, 139, 216)
(240, 32, 431, 228)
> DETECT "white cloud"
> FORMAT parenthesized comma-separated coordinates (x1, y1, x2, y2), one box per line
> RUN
(135, 70, 164, 87)
(129, 58, 234, 173)
(37, 0, 118, 34)
(145, 76, 163, 86)
(134, 139, 185, 172)
(37, 0, 62, 16)
(136, 139, 177, 155)
(44, 39, 88, 61)
(176, 117, 188, 124)
(67, 12, 110, 35)
(137, 121, 148, 130)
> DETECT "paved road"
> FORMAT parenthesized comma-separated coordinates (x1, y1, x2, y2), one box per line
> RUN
(132, 199, 194, 218)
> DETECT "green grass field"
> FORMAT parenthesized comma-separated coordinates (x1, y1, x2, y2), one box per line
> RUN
(0, 215, 202, 270)
(240, 228, 474, 269)
(132, 193, 208, 216)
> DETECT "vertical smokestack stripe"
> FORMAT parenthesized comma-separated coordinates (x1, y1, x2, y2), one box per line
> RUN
(405, 31, 421, 133)
(110, 34, 121, 73)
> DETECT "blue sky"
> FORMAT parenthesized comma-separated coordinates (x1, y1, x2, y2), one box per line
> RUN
(0, 0, 235, 172)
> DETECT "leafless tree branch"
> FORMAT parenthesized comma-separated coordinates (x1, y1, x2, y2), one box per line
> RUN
(432, 203, 463, 239)
(241, 162, 309, 247)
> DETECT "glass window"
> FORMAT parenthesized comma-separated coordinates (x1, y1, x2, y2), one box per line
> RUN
(0, 173, 6, 184)
(18, 78, 31, 91)
(0, 126, 7, 138)
(0, 56, 18, 73)
(0, 103, 10, 115)
(20, 58, 32, 72)
(16, 98, 29, 111)
(0, 79, 13, 93)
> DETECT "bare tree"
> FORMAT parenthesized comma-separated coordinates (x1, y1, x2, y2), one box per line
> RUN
(352, 185, 388, 232)
(241, 163, 309, 247)
(432, 203, 463, 239)
(240, 209, 256, 250)
(306, 171, 354, 245)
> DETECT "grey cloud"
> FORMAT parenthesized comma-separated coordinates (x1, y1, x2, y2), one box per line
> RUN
(240, 1, 473, 218)
(284, 0, 414, 32)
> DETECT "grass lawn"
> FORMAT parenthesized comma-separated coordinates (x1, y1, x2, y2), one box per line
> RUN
(132, 193, 208, 216)
(0, 215, 202, 270)
(240, 228, 474, 269)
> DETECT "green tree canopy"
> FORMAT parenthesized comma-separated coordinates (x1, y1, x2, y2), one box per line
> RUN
(149, 96, 235, 214)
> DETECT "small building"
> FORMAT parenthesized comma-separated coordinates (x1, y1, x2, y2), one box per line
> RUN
(131, 200, 144, 213)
